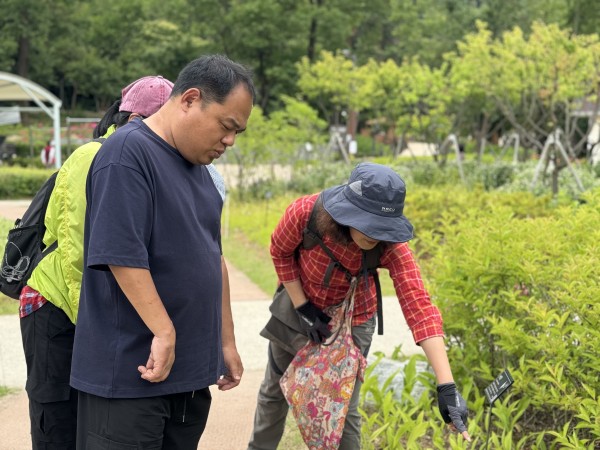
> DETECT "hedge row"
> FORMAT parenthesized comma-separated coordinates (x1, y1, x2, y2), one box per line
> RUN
(0, 168, 54, 199)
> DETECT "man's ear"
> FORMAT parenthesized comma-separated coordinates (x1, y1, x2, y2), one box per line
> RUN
(180, 88, 201, 110)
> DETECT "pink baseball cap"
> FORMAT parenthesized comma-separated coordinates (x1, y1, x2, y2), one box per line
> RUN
(119, 75, 174, 118)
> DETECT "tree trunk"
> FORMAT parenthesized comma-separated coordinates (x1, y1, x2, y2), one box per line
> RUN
(70, 85, 78, 111)
(476, 113, 490, 163)
(307, 0, 323, 62)
(15, 37, 30, 78)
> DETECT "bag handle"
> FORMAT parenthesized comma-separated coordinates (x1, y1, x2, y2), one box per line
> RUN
(321, 277, 358, 346)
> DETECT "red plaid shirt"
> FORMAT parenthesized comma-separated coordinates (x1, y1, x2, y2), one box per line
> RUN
(19, 285, 48, 318)
(270, 193, 444, 344)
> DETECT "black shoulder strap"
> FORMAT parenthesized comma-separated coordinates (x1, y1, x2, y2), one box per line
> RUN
(38, 171, 59, 253)
(302, 193, 323, 251)
(362, 243, 385, 335)
(302, 193, 385, 335)
(303, 193, 351, 285)
(92, 137, 107, 144)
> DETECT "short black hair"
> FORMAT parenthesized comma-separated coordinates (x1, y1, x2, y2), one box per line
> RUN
(171, 54, 256, 105)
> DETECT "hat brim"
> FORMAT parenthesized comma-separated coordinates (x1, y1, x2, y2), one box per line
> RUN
(322, 186, 414, 243)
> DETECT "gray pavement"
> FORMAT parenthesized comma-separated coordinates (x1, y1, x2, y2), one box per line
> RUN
(0, 199, 422, 450)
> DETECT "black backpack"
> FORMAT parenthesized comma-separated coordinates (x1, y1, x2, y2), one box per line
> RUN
(0, 137, 106, 300)
(302, 193, 385, 334)
(0, 172, 59, 299)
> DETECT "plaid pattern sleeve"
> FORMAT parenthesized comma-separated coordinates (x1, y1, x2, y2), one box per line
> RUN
(381, 243, 445, 344)
(19, 285, 48, 318)
(270, 194, 317, 284)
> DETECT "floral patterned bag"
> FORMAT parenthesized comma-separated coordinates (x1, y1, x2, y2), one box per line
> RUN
(279, 278, 367, 450)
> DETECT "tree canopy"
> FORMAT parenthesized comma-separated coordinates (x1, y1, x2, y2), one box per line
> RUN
(1, 0, 597, 114)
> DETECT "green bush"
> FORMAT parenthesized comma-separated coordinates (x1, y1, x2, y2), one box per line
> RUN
(0, 167, 54, 199)
(423, 188, 600, 448)
(287, 162, 351, 194)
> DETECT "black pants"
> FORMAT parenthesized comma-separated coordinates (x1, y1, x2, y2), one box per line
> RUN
(77, 389, 212, 449)
(20, 301, 78, 450)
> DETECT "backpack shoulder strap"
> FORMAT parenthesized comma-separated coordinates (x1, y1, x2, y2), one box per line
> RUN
(361, 243, 385, 335)
(37, 171, 59, 253)
(302, 193, 352, 285)
(302, 193, 323, 250)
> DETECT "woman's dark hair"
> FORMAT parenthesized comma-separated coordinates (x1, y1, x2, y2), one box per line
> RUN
(92, 99, 134, 138)
(314, 199, 352, 245)
(171, 54, 256, 106)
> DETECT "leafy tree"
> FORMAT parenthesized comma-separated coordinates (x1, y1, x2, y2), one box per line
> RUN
(446, 21, 505, 157)
(361, 58, 452, 156)
(296, 50, 369, 125)
(480, 0, 568, 37)
(268, 95, 328, 165)
(385, 0, 483, 66)
(565, 0, 600, 35)
(0, 0, 54, 78)
(489, 22, 600, 153)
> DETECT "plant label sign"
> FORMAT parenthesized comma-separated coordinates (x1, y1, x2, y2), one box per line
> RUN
(484, 369, 514, 405)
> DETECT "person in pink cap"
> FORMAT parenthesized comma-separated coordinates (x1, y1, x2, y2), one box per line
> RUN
(19, 75, 173, 450)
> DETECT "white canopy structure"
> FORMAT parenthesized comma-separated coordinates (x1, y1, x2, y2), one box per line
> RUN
(0, 72, 62, 168)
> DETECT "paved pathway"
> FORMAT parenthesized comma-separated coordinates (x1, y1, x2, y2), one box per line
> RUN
(0, 200, 422, 449)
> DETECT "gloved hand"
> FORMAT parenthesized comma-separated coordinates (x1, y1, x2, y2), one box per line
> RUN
(437, 382, 469, 436)
(295, 301, 332, 344)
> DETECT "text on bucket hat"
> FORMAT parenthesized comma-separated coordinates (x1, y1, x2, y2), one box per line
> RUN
(119, 75, 174, 118)
(321, 162, 414, 243)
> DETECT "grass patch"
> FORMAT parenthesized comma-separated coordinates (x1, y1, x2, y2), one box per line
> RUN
(0, 295, 18, 315)
(222, 229, 277, 295)
(0, 386, 17, 400)
(279, 414, 306, 449)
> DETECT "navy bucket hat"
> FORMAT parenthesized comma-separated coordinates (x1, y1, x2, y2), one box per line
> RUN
(322, 162, 414, 243)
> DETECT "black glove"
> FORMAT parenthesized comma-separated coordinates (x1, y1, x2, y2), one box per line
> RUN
(295, 301, 332, 344)
(437, 382, 469, 433)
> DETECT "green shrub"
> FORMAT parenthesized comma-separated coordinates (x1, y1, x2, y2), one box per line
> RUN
(424, 188, 600, 448)
(0, 167, 54, 199)
(360, 354, 491, 449)
(287, 162, 351, 193)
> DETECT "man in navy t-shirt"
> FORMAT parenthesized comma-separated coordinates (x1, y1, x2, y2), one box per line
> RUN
(71, 55, 255, 449)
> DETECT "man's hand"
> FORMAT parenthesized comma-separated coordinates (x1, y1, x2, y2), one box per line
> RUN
(295, 301, 332, 344)
(138, 331, 176, 382)
(217, 345, 244, 391)
(437, 382, 471, 441)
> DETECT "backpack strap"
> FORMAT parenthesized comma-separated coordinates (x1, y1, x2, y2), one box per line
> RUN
(362, 244, 385, 335)
(302, 193, 385, 334)
(37, 172, 59, 253)
(303, 194, 352, 285)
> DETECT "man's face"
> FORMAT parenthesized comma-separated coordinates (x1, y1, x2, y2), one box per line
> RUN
(173, 84, 253, 165)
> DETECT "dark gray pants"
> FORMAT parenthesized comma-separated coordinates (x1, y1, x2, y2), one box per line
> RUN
(248, 317, 375, 450)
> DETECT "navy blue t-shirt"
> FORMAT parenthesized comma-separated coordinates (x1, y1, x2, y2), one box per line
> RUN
(71, 119, 224, 398)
